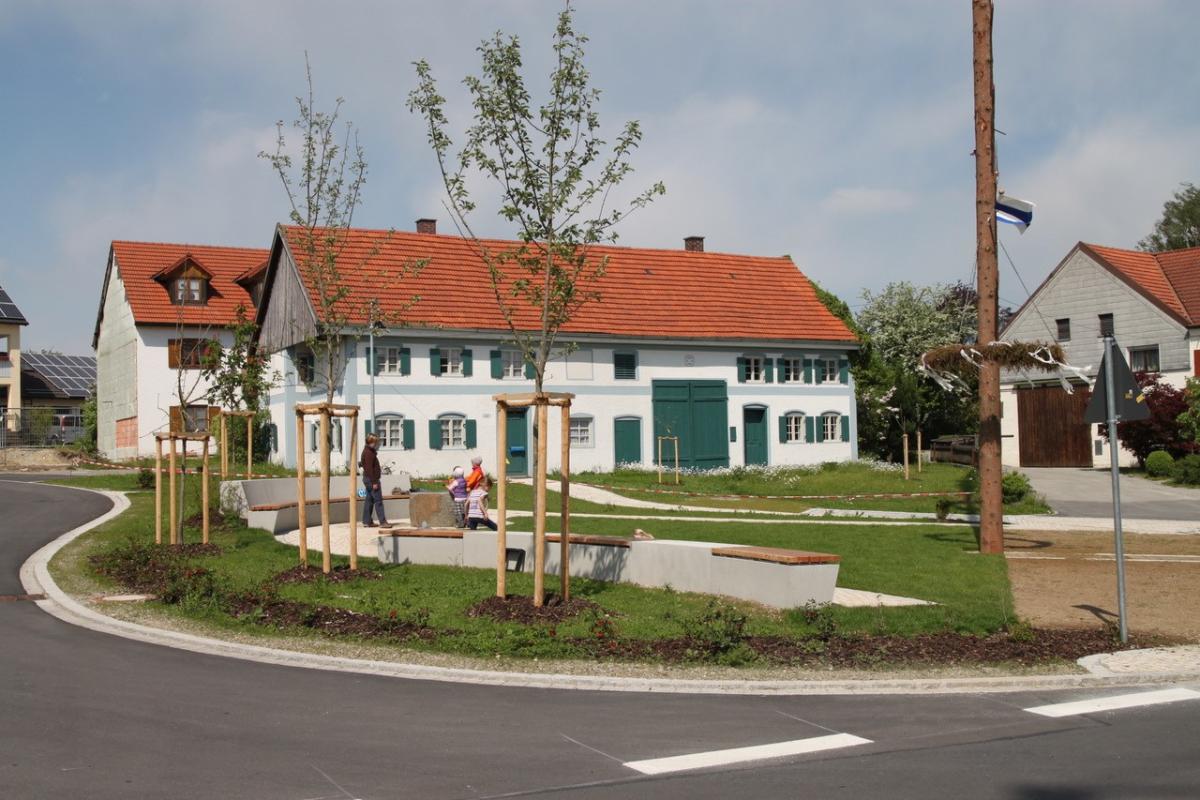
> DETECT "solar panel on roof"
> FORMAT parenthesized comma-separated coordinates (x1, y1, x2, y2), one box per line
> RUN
(0, 285, 29, 324)
(20, 351, 97, 399)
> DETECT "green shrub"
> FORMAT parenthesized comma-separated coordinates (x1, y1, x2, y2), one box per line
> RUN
(1145, 450, 1175, 478)
(1173, 454, 1200, 485)
(1001, 471, 1032, 503)
(137, 467, 155, 489)
(681, 599, 749, 655)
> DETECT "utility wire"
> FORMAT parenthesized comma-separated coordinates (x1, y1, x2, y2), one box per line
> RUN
(999, 238, 1059, 341)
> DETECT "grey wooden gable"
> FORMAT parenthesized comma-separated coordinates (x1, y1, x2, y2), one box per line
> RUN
(256, 229, 318, 353)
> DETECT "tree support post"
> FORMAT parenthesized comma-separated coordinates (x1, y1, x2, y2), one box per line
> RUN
(534, 398, 548, 606)
(495, 402, 508, 598)
(201, 435, 210, 545)
(295, 409, 308, 568)
(559, 398, 571, 601)
(319, 409, 331, 574)
(155, 437, 163, 545)
(220, 412, 228, 481)
(168, 436, 178, 546)
(346, 408, 359, 572)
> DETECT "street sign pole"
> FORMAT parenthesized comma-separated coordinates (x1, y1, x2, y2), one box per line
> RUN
(1102, 334, 1129, 643)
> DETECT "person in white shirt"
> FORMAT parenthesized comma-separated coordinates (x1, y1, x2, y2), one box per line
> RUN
(466, 477, 497, 530)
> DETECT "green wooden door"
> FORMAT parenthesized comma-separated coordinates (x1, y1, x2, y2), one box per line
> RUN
(505, 409, 528, 476)
(614, 417, 642, 465)
(652, 380, 729, 469)
(743, 406, 768, 465)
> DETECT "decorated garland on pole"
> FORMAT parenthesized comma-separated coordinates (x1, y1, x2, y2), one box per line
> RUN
(919, 340, 1093, 394)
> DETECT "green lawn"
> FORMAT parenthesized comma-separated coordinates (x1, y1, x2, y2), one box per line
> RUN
(48, 473, 1014, 664)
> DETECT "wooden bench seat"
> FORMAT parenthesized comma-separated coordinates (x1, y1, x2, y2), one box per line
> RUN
(710, 546, 840, 565)
(250, 492, 410, 512)
(545, 533, 632, 548)
(375, 527, 463, 539)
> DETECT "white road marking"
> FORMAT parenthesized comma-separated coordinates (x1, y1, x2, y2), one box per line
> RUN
(623, 733, 872, 775)
(1024, 688, 1200, 718)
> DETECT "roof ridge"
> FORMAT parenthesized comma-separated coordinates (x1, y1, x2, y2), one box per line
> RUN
(112, 240, 270, 253)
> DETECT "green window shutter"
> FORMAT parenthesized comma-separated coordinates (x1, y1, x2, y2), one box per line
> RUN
(428, 419, 443, 450)
(776, 358, 786, 384)
(402, 419, 415, 450)
(363, 419, 373, 435)
(524, 359, 536, 379)
(400, 347, 411, 376)
(803, 358, 814, 383)
(369, 346, 379, 376)
(805, 415, 815, 443)
(736, 356, 747, 383)
(814, 416, 825, 443)
(490, 349, 503, 379)
(840, 415, 850, 442)
(308, 423, 318, 452)
(839, 358, 849, 384)
(815, 359, 825, 384)
(764, 358, 774, 383)
(429, 347, 441, 376)
(778, 415, 788, 443)
(464, 419, 477, 449)
(462, 348, 473, 377)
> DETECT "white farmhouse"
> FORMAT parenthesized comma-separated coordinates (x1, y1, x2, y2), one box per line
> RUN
(93, 241, 269, 459)
(1000, 242, 1200, 468)
(255, 221, 859, 476)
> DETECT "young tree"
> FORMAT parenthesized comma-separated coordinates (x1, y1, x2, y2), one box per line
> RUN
(260, 56, 370, 406)
(1099, 372, 1198, 465)
(1178, 377, 1200, 447)
(407, 3, 664, 396)
(202, 305, 278, 462)
(1138, 182, 1200, 252)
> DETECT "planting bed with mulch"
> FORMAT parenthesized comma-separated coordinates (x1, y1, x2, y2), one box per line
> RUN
(468, 594, 603, 623)
(272, 564, 382, 585)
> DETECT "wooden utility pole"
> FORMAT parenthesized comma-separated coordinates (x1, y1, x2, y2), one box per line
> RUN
(973, 0, 1004, 554)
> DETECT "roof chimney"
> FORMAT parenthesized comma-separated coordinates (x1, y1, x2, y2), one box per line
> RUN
(684, 236, 704, 253)
(416, 218, 437, 235)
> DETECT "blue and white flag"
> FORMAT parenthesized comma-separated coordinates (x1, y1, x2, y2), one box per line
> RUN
(996, 192, 1035, 233)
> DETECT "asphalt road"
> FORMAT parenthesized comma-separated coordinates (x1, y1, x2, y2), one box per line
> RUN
(2, 476, 1199, 799)
(1023, 467, 1200, 520)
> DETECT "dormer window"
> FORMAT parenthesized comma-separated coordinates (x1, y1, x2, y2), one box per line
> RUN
(175, 277, 206, 305)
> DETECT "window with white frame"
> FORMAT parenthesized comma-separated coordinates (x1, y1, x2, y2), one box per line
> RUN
(569, 416, 594, 447)
(440, 415, 466, 448)
(440, 347, 463, 376)
(174, 277, 206, 305)
(502, 349, 524, 378)
(781, 357, 803, 383)
(820, 358, 839, 383)
(822, 412, 840, 442)
(745, 355, 764, 382)
(786, 412, 805, 443)
(380, 346, 404, 374)
(376, 415, 404, 448)
(1129, 345, 1160, 373)
(294, 347, 315, 385)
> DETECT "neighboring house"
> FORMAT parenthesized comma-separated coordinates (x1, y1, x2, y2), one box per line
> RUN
(0, 283, 29, 430)
(1000, 242, 1200, 468)
(20, 351, 96, 444)
(255, 221, 859, 476)
(92, 241, 269, 459)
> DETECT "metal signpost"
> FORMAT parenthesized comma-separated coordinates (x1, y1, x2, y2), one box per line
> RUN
(1083, 334, 1150, 643)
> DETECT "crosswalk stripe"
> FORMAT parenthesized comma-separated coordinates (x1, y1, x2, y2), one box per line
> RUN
(623, 733, 872, 775)
(1024, 688, 1200, 718)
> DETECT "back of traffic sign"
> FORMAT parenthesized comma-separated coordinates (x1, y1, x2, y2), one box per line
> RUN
(1083, 339, 1151, 424)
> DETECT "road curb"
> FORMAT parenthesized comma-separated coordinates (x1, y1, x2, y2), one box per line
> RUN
(20, 485, 1200, 696)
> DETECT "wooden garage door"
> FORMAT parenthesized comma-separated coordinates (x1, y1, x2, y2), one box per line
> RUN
(1016, 385, 1092, 467)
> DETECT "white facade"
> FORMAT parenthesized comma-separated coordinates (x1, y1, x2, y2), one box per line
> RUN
(1000, 246, 1200, 469)
(266, 333, 858, 476)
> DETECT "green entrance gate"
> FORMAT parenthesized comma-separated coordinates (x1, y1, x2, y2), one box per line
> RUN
(506, 409, 528, 476)
(651, 380, 729, 470)
(742, 406, 768, 465)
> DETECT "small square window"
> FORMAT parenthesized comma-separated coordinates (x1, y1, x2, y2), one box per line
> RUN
(822, 413, 840, 442)
(820, 359, 839, 383)
(1099, 313, 1115, 338)
(441, 416, 465, 448)
(614, 352, 637, 380)
(745, 356, 764, 382)
(569, 416, 593, 447)
(502, 350, 524, 379)
(184, 405, 209, 433)
(377, 416, 404, 448)
(174, 277, 206, 305)
(440, 347, 463, 376)
(295, 348, 315, 384)
(1129, 346, 1160, 373)
(1056, 318, 1071, 341)
(782, 358, 803, 383)
(380, 347, 403, 375)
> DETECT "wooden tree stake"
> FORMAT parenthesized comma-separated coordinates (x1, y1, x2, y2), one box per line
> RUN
(534, 399, 548, 606)
(201, 435, 210, 545)
(495, 402, 508, 598)
(296, 411, 308, 567)
(169, 437, 178, 545)
(917, 429, 923, 473)
(155, 437, 163, 545)
(559, 401, 571, 601)
(220, 412, 228, 481)
(320, 409, 331, 574)
(903, 433, 911, 481)
(245, 414, 253, 480)
(348, 411, 359, 572)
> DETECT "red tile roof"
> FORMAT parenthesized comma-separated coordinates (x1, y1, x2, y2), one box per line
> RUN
(111, 241, 268, 327)
(1081, 242, 1200, 326)
(276, 226, 856, 343)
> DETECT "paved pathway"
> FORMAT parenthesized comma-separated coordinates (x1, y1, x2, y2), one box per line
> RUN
(1023, 466, 1199, 520)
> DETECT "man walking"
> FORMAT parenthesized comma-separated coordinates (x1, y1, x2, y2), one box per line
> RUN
(360, 433, 392, 529)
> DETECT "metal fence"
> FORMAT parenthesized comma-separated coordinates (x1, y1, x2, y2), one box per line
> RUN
(0, 407, 86, 448)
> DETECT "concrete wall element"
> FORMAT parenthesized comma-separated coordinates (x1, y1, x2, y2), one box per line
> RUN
(226, 474, 412, 533)
(266, 335, 857, 476)
(95, 264, 138, 459)
(377, 535, 463, 567)
(401, 530, 840, 609)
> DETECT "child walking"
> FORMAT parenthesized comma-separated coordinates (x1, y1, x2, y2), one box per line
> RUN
(466, 476, 498, 530)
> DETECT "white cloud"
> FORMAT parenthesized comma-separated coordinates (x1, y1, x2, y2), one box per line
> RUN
(821, 188, 916, 215)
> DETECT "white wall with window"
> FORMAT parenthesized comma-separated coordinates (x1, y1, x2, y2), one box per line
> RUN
(568, 415, 594, 447)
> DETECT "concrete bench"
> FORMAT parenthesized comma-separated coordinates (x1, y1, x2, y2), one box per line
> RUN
(711, 546, 840, 565)
(708, 546, 840, 608)
(223, 474, 414, 534)
(376, 527, 464, 566)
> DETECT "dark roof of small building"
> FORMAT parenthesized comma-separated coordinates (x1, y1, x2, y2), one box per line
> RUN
(0, 284, 29, 326)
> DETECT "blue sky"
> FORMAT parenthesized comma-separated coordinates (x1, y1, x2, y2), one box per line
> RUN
(2, 0, 1198, 354)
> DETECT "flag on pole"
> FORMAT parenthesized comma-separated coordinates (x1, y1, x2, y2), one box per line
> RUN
(996, 192, 1035, 233)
